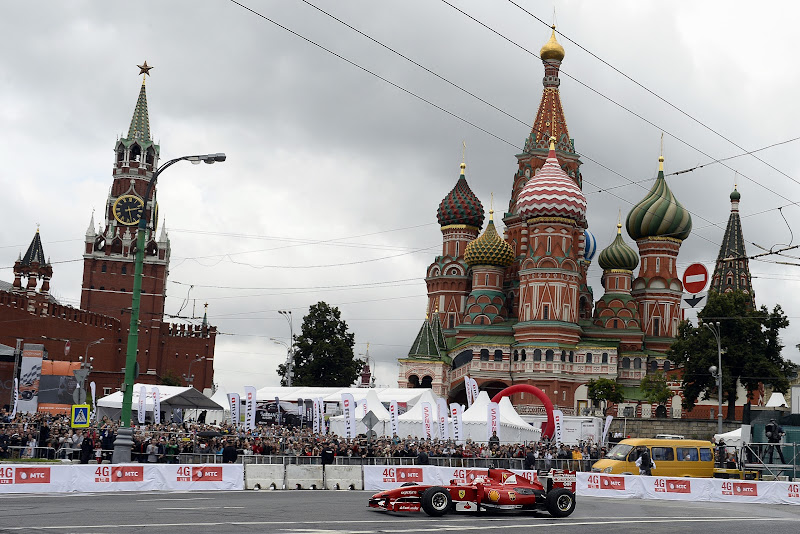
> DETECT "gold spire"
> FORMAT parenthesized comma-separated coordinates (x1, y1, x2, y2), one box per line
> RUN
(659, 133, 665, 172)
(617, 209, 622, 234)
(489, 193, 494, 221)
(540, 25, 565, 61)
(460, 141, 467, 174)
(549, 136, 557, 151)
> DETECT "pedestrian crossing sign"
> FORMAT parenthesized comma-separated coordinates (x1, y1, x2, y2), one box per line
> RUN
(71, 404, 90, 428)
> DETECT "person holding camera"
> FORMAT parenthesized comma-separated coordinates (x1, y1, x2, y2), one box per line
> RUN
(634, 446, 655, 476)
(765, 418, 786, 464)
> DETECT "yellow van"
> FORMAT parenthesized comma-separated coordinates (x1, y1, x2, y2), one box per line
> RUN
(592, 438, 715, 477)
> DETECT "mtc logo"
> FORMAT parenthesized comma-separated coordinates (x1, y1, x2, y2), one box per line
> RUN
(15, 468, 51, 484)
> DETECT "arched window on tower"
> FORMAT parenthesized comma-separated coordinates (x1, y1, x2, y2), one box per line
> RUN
(521, 350, 527, 361)
(634, 357, 642, 369)
(569, 351, 574, 362)
(622, 357, 631, 369)
(130, 143, 141, 162)
(480, 349, 490, 361)
(650, 360, 659, 372)
(533, 349, 541, 362)
(116, 144, 125, 163)
(421, 376, 433, 388)
(145, 146, 156, 166)
(560, 350, 566, 362)
(494, 350, 503, 362)
(602, 352, 609, 364)
(408, 375, 420, 388)
(663, 361, 671, 372)
(545, 349, 554, 361)
(586, 353, 593, 364)
(513, 350, 519, 362)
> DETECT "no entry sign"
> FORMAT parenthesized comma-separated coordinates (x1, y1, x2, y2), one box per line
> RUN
(682, 263, 709, 294)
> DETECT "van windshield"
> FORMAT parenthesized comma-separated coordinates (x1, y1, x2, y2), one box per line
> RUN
(605, 443, 633, 460)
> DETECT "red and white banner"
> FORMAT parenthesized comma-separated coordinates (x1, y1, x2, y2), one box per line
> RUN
(450, 403, 463, 444)
(421, 402, 433, 439)
(227, 392, 240, 427)
(436, 398, 449, 441)
(364, 466, 538, 491)
(317, 397, 326, 435)
(10, 378, 18, 418)
(389, 400, 399, 437)
(152, 387, 161, 425)
(0, 464, 243, 494)
(297, 398, 304, 416)
(243, 386, 256, 430)
(312, 398, 320, 433)
(487, 402, 499, 441)
(601, 415, 613, 446)
(577, 473, 800, 505)
(553, 409, 564, 444)
(90, 381, 97, 422)
(342, 393, 356, 438)
(465, 377, 474, 407)
(137, 385, 146, 424)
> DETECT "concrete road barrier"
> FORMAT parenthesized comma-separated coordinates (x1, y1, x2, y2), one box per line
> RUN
(285, 464, 323, 490)
(323, 465, 363, 490)
(244, 464, 285, 490)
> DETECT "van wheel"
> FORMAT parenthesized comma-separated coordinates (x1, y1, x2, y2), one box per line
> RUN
(546, 488, 576, 518)
(421, 486, 452, 517)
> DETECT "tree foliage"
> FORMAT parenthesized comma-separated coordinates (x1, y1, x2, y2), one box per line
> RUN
(160, 369, 182, 386)
(277, 301, 362, 387)
(587, 377, 625, 405)
(667, 291, 795, 416)
(640, 371, 672, 405)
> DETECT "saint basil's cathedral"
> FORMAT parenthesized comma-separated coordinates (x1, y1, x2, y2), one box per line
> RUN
(397, 28, 750, 416)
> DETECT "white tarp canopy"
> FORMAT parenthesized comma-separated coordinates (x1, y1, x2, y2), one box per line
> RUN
(714, 427, 743, 447)
(97, 384, 223, 421)
(522, 415, 602, 445)
(397, 389, 445, 439)
(460, 392, 541, 444)
(328, 389, 392, 437)
(766, 392, 789, 407)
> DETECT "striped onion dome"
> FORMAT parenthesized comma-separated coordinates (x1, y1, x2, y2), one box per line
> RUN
(584, 229, 597, 261)
(437, 162, 485, 228)
(464, 212, 515, 267)
(516, 138, 587, 223)
(626, 156, 692, 241)
(598, 223, 639, 271)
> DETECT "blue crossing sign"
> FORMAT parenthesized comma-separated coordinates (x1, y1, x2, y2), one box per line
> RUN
(71, 404, 90, 428)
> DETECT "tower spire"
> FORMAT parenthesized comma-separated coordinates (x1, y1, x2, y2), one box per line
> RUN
(709, 185, 754, 307)
(128, 62, 153, 142)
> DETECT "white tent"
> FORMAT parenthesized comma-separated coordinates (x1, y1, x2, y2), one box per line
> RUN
(96, 384, 223, 422)
(204, 387, 230, 424)
(460, 392, 541, 444)
(714, 427, 743, 447)
(766, 392, 789, 407)
(328, 389, 392, 437)
(397, 389, 447, 439)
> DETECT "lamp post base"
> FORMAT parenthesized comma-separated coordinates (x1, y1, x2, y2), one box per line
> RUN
(112, 427, 134, 464)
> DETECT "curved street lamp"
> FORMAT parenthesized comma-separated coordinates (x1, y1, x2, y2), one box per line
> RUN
(278, 310, 295, 387)
(183, 356, 206, 387)
(112, 153, 225, 464)
(701, 320, 724, 435)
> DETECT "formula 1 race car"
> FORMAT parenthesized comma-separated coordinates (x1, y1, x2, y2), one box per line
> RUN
(368, 468, 576, 518)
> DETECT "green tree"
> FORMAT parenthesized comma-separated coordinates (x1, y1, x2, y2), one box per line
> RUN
(277, 301, 362, 387)
(160, 369, 182, 386)
(667, 291, 795, 418)
(586, 377, 624, 414)
(640, 371, 671, 405)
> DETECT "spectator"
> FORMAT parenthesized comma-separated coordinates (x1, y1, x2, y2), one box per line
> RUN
(222, 439, 238, 463)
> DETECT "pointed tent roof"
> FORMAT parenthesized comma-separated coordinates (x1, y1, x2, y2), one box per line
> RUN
(709, 186, 755, 306)
(21, 230, 47, 266)
(408, 318, 445, 359)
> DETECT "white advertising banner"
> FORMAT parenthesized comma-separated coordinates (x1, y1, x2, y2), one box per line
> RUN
(317, 397, 327, 435)
(297, 398, 304, 416)
(436, 397, 449, 441)
(421, 402, 433, 439)
(487, 402, 500, 441)
(152, 387, 161, 425)
(90, 381, 97, 421)
(10, 378, 18, 419)
(312, 398, 320, 433)
(17, 351, 43, 414)
(553, 409, 564, 444)
(601, 415, 613, 446)
(342, 393, 356, 438)
(227, 392, 240, 427)
(0, 464, 244, 495)
(389, 400, 399, 437)
(137, 385, 146, 424)
(470, 378, 480, 405)
(465, 377, 474, 407)
(243, 386, 257, 430)
(576, 473, 800, 506)
(450, 403, 463, 444)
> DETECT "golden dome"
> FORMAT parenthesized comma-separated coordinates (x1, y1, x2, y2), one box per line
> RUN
(540, 26, 565, 62)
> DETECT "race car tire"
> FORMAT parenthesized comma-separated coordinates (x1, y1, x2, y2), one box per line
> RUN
(400, 482, 417, 487)
(545, 488, 576, 518)
(421, 486, 452, 517)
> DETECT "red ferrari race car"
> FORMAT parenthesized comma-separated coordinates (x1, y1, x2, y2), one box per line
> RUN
(368, 468, 576, 518)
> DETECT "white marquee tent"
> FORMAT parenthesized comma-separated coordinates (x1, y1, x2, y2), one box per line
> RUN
(96, 384, 224, 422)
(460, 392, 541, 444)
(328, 389, 392, 437)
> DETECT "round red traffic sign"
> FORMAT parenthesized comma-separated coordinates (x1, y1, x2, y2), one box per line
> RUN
(682, 263, 709, 294)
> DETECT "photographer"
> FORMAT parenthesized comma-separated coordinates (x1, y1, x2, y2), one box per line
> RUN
(765, 418, 786, 464)
(634, 446, 655, 476)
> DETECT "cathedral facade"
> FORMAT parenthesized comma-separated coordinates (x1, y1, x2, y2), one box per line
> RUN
(0, 70, 215, 405)
(398, 29, 693, 415)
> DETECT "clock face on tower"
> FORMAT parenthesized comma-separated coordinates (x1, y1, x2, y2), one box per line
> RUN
(113, 194, 145, 226)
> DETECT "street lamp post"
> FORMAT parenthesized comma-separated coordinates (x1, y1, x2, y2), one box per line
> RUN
(112, 152, 225, 464)
(74, 337, 103, 405)
(702, 320, 724, 435)
(278, 310, 294, 386)
(183, 356, 206, 387)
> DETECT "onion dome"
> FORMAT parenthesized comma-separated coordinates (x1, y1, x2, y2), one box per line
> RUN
(437, 162, 485, 228)
(626, 156, 692, 241)
(598, 222, 639, 271)
(516, 137, 587, 223)
(584, 229, 597, 261)
(464, 210, 515, 267)
(540, 26, 565, 62)
(730, 186, 741, 201)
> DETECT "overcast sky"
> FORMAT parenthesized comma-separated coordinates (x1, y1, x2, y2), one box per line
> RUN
(2, 1, 799, 393)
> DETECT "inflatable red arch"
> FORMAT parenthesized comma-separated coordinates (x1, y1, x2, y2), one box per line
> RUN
(491, 384, 555, 439)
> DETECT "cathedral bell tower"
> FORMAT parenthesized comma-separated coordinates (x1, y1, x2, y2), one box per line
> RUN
(80, 63, 170, 363)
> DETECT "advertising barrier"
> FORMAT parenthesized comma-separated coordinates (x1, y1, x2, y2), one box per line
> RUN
(0, 464, 243, 494)
(577, 472, 800, 505)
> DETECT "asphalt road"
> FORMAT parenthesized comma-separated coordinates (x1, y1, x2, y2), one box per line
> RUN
(1, 489, 799, 534)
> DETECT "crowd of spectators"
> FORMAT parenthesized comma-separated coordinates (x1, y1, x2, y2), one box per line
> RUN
(1, 409, 605, 470)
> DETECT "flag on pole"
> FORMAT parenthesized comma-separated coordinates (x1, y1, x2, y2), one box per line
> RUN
(312, 398, 320, 433)
(243, 386, 257, 430)
(137, 385, 146, 425)
(470, 378, 480, 404)
(10, 378, 19, 419)
(227, 393, 240, 427)
(436, 397, 449, 440)
(465, 377, 474, 407)
(602, 415, 614, 446)
(342, 393, 356, 439)
(421, 402, 433, 439)
(89, 381, 97, 422)
(553, 409, 564, 444)
(275, 395, 281, 426)
(450, 403, 463, 444)
(389, 400, 399, 437)
(318, 398, 327, 435)
(152, 387, 161, 425)
(487, 402, 500, 442)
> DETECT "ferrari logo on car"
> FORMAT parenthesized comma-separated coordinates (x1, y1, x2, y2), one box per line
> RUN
(508, 491, 516, 501)
(488, 489, 500, 502)
(458, 490, 465, 499)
